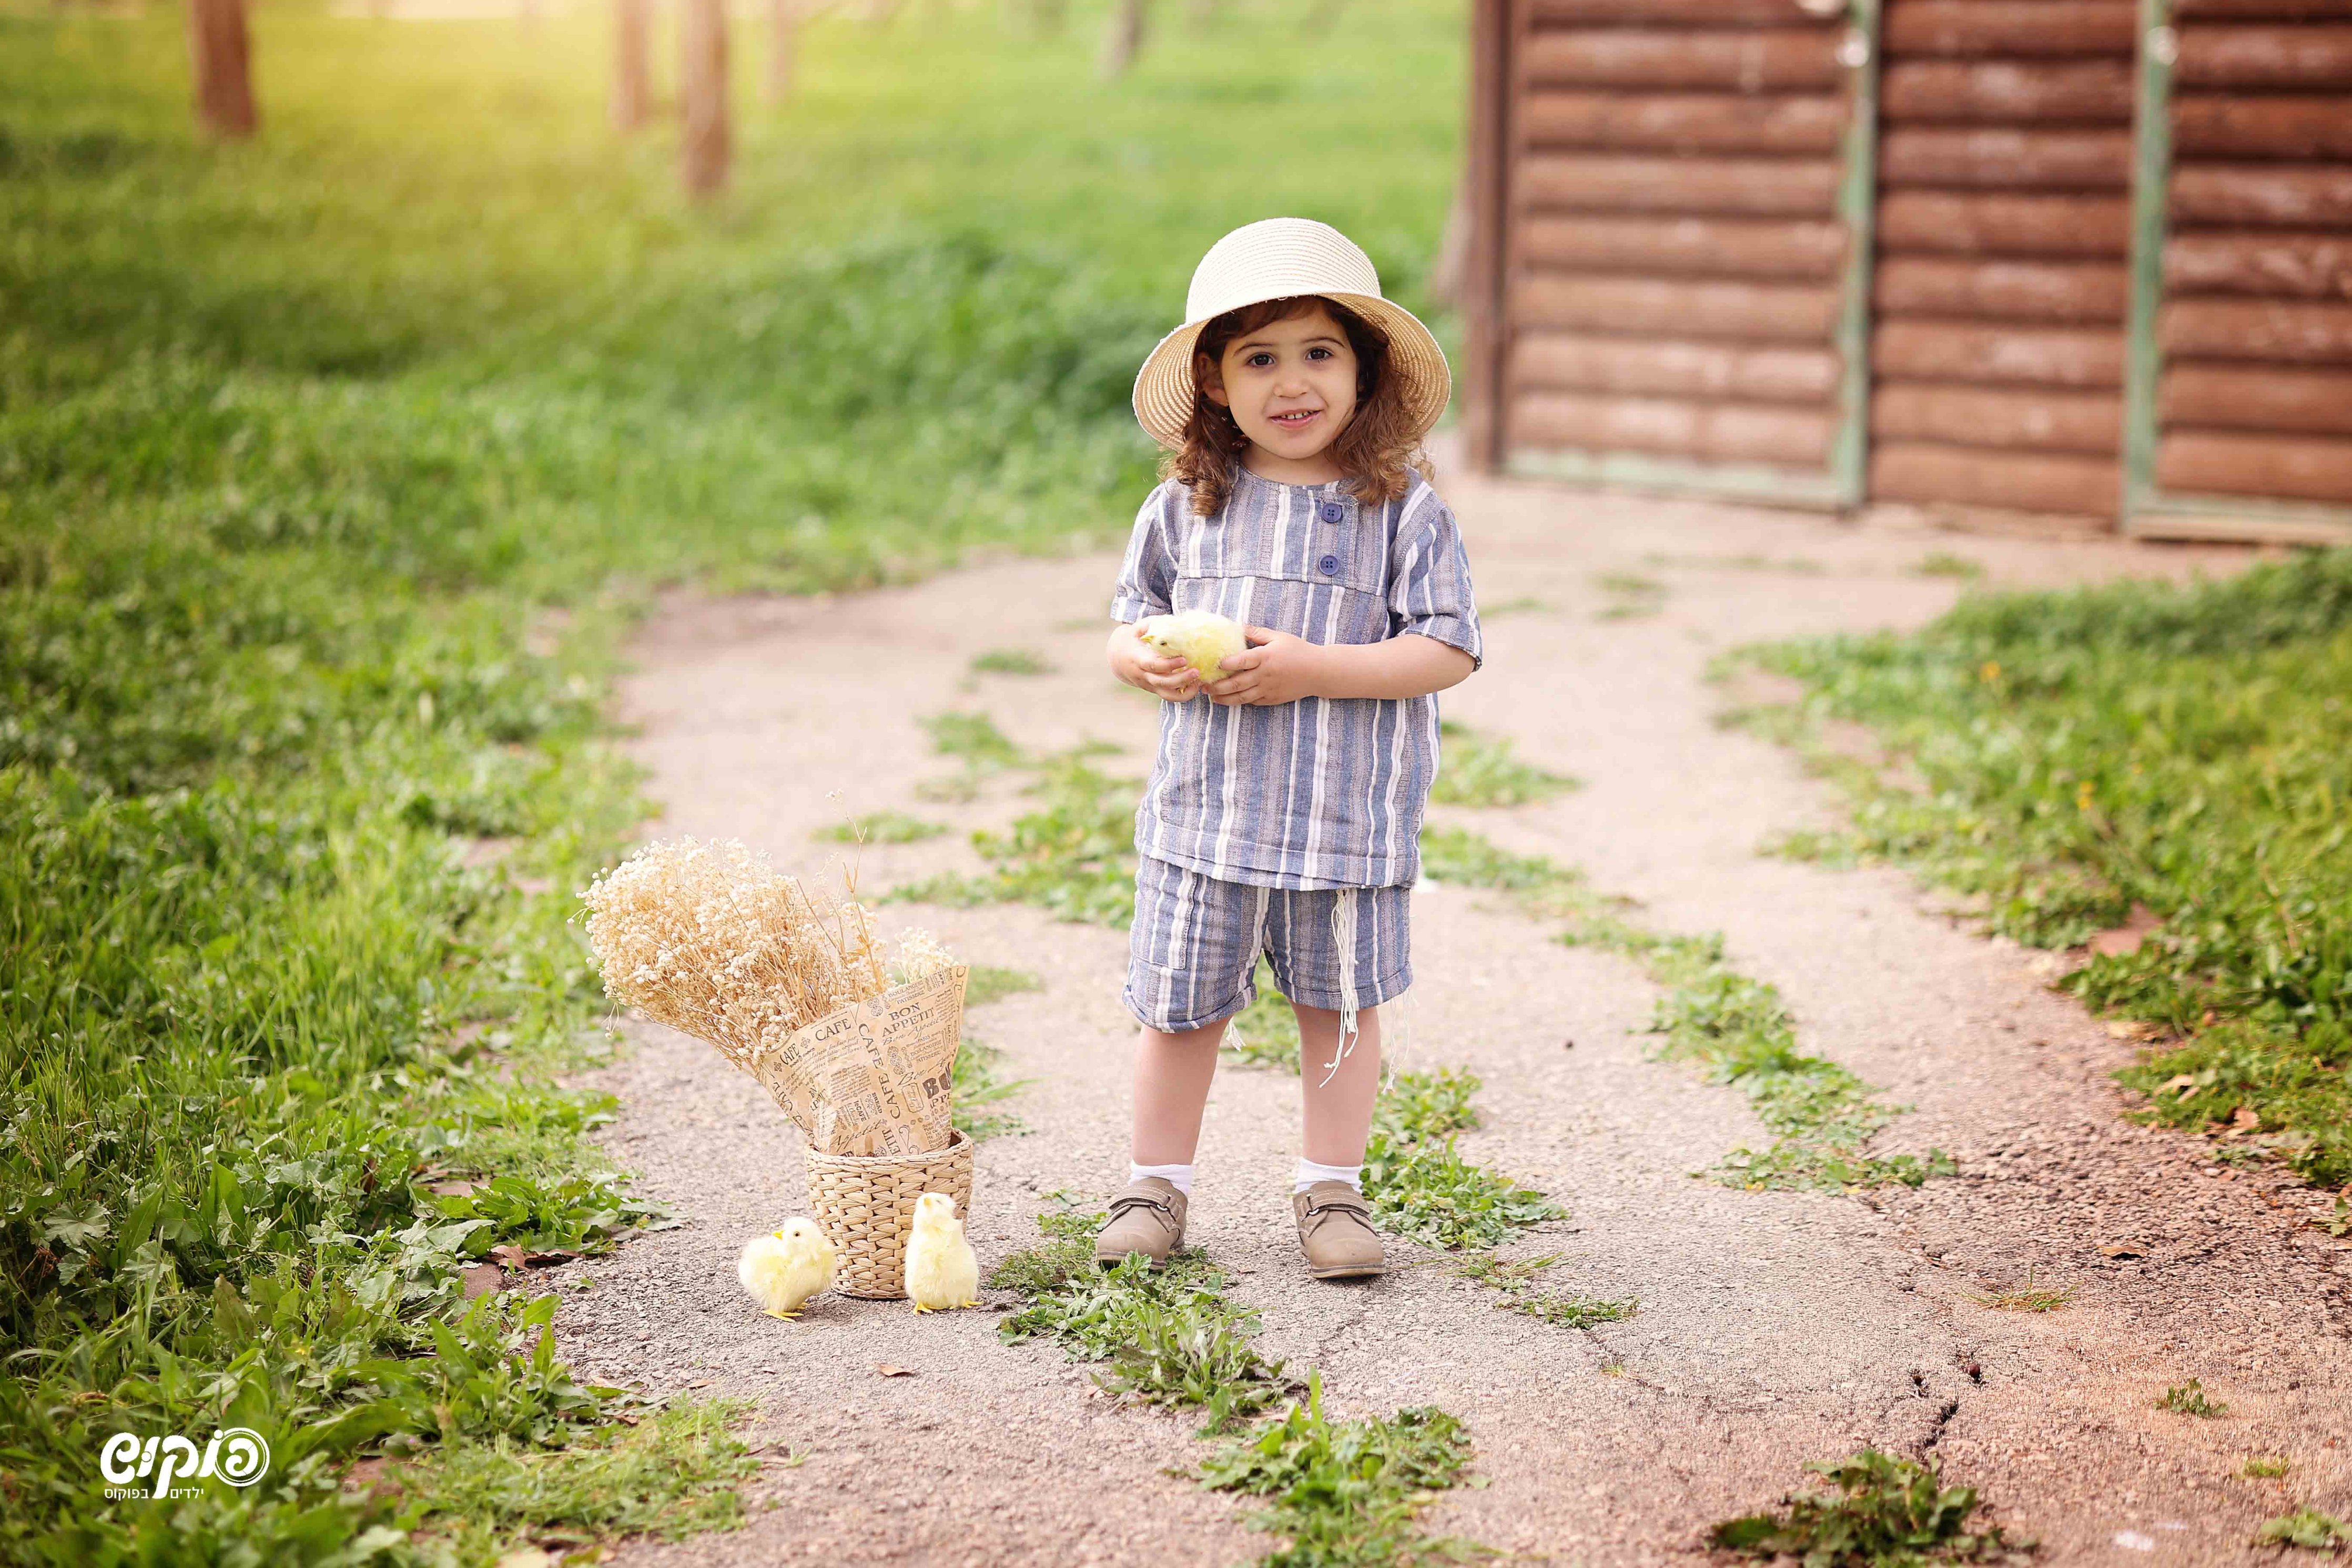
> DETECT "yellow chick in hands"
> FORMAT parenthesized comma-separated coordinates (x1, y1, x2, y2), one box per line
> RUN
(903, 1192, 979, 1312)
(1136, 609, 1250, 687)
(738, 1218, 837, 1319)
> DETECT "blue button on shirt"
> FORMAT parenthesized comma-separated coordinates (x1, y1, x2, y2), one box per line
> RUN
(1318, 501, 1345, 523)
(1110, 467, 1483, 891)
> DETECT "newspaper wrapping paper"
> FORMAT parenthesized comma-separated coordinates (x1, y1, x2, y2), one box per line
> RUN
(747, 964, 967, 1156)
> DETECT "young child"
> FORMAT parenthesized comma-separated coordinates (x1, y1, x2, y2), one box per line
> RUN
(1098, 218, 1481, 1281)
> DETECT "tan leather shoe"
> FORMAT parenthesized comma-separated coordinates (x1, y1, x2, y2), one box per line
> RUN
(1095, 1177, 1187, 1266)
(1293, 1181, 1384, 1279)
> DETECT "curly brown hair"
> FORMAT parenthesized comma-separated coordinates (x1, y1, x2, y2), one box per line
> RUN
(1162, 295, 1434, 518)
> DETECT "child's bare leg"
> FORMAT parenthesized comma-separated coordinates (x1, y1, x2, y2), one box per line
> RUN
(1294, 1002, 1382, 1166)
(1129, 1020, 1228, 1165)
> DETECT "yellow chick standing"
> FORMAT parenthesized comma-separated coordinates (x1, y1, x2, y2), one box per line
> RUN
(903, 1192, 979, 1312)
(1135, 609, 1250, 686)
(737, 1217, 837, 1319)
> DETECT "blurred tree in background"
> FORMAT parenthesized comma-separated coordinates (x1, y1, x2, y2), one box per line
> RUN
(188, 0, 258, 135)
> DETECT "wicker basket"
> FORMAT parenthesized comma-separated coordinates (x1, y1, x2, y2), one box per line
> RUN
(805, 1128, 975, 1299)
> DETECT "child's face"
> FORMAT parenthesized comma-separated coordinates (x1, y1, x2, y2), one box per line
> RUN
(1199, 303, 1358, 472)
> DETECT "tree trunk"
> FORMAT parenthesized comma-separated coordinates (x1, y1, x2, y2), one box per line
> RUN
(680, 0, 730, 196)
(1300, 0, 1346, 36)
(612, 0, 654, 132)
(1428, 174, 1472, 307)
(766, 0, 798, 101)
(1098, 0, 1144, 78)
(187, 0, 258, 139)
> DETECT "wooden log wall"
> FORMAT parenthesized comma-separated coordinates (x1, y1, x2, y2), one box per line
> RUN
(1501, 0, 1859, 476)
(2156, 1, 2352, 506)
(1866, 0, 2140, 519)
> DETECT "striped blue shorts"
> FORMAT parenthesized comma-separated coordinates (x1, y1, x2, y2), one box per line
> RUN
(1122, 855, 1413, 1034)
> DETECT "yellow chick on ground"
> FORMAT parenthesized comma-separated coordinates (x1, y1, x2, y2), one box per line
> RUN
(1136, 610, 1250, 686)
(903, 1192, 979, 1312)
(738, 1218, 837, 1319)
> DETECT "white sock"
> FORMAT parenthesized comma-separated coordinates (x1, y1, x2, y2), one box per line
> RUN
(1293, 1158, 1362, 1194)
(1129, 1161, 1194, 1196)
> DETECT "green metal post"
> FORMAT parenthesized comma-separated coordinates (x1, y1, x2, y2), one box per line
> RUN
(2120, 0, 2352, 543)
(2120, 0, 2174, 521)
(1828, 0, 1881, 509)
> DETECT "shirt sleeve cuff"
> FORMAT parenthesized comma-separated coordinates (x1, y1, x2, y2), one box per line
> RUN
(1110, 594, 1164, 623)
(1401, 616, 1483, 671)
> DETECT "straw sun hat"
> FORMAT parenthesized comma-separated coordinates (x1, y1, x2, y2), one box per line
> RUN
(1131, 217, 1452, 452)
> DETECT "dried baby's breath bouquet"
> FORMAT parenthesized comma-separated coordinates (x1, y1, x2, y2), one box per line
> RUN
(581, 837, 892, 1066)
(583, 838, 972, 1154)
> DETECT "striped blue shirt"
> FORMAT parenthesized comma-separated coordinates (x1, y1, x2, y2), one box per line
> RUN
(1110, 466, 1483, 891)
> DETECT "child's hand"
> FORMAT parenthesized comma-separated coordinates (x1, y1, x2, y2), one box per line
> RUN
(1109, 622, 1202, 702)
(1203, 628, 1325, 707)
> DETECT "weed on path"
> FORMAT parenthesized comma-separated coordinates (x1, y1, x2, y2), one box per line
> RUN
(1712, 1449, 2035, 1566)
(970, 648, 1057, 677)
(2160, 1379, 2227, 1417)
(990, 1214, 1488, 1566)
(1594, 572, 1669, 620)
(949, 963, 1043, 1143)
(1966, 1269, 2074, 1314)
(1361, 1068, 1565, 1251)
(1420, 828, 1951, 1195)
(1448, 1254, 1634, 1329)
(890, 745, 1140, 926)
(816, 810, 948, 846)
(2257, 1508, 2351, 1551)
(1430, 721, 1580, 808)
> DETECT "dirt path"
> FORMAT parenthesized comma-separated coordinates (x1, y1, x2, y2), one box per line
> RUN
(555, 464, 2352, 1566)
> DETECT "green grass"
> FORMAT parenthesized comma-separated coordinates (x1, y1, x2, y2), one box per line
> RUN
(1913, 552, 1987, 581)
(1712, 1450, 2034, 1567)
(3, 0, 1466, 1556)
(2161, 1379, 2227, 1417)
(1576, 924, 1956, 1193)
(951, 1035, 1033, 1143)
(1423, 827, 1952, 1193)
(890, 747, 1142, 925)
(1747, 550, 2352, 1187)
(1430, 721, 1580, 808)
(2243, 1456, 2292, 1479)
(1648, 552, 1827, 576)
(1226, 960, 1308, 1068)
(814, 810, 948, 845)
(1594, 571, 1668, 620)
(1362, 1067, 1564, 1250)
(1968, 1268, 2073, 1313)
(2257, 1509, 2351, 1551)
(965, 964, 1045, 1008)
(1197, 1376, 1485, 1568)
(971, 647, 1056, 676)
(1479, 595, 1554, 617)
(396, 1396, 759, 1560)
(1449, 1253, 1635, 1329)
(990, 1212, 1488, 1565)
(1213, 979, 1566, 1254)
(992, 1225, 1295, 1435)
(924, 710, 1028, 769)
